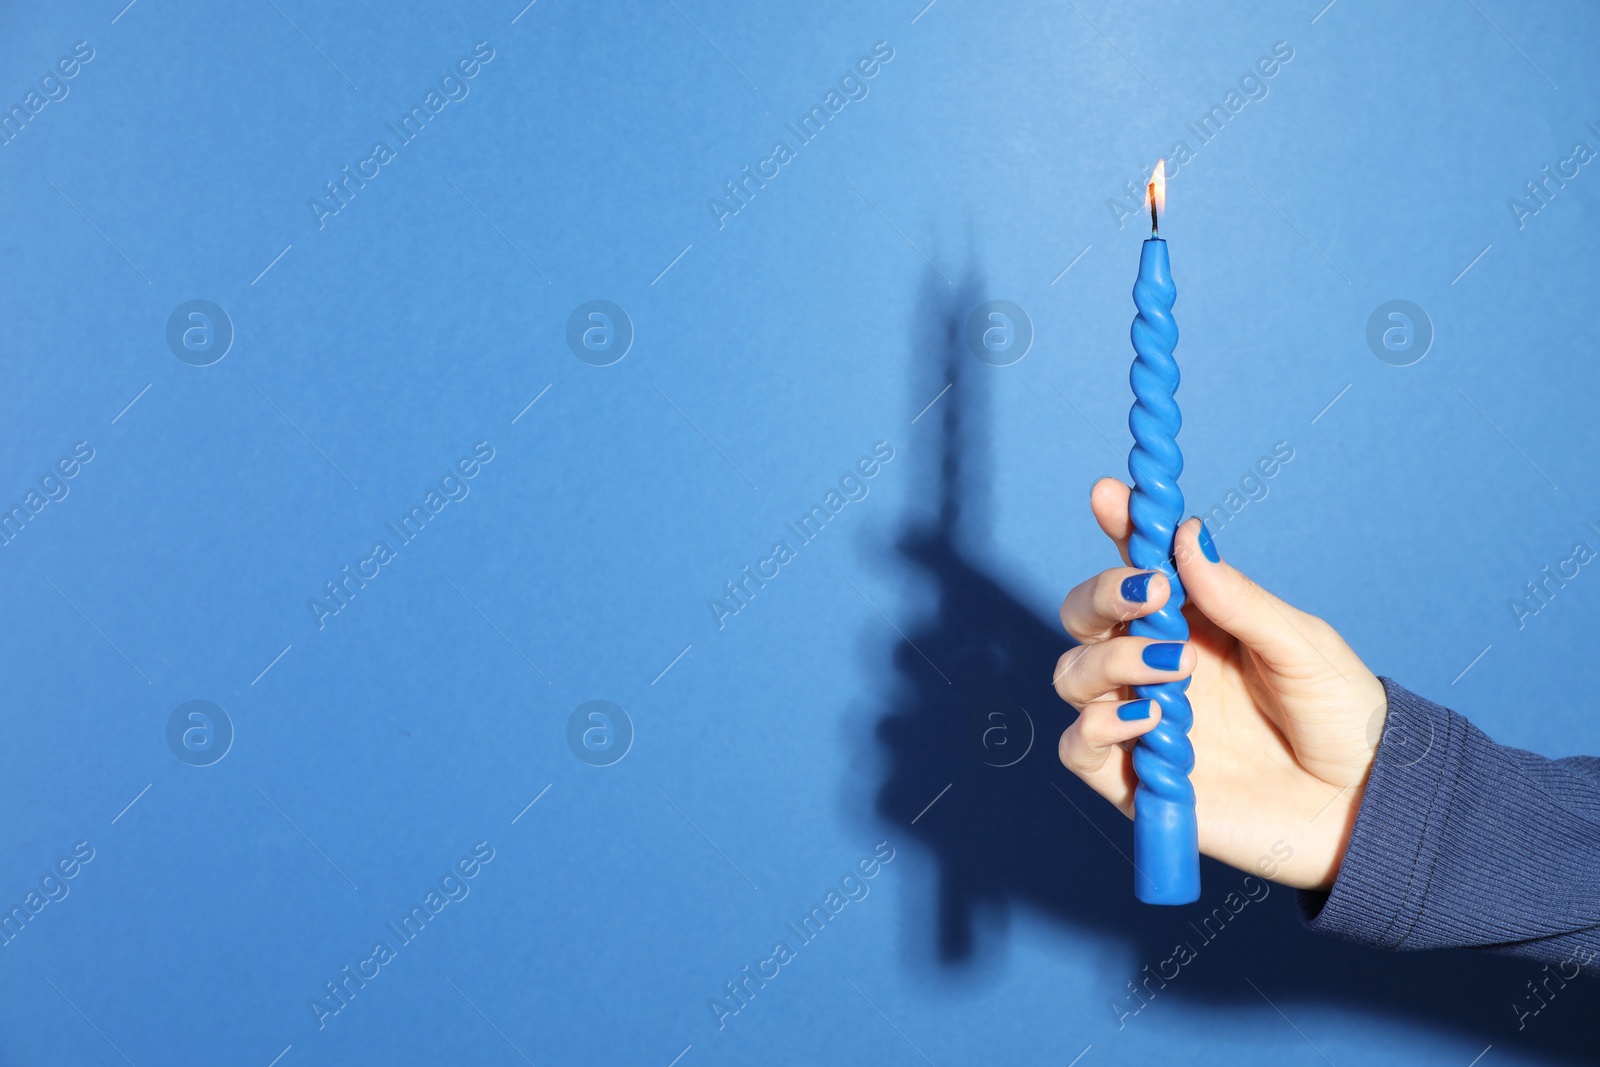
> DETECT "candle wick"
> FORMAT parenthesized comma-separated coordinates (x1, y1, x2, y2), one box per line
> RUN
(1148, 183, 1159, 237)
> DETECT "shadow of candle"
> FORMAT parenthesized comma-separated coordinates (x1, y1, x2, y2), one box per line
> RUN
(856, 256, 1600, 1062)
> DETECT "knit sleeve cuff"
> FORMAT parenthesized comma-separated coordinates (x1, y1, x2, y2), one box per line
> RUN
(1296, 677, 1463, 948)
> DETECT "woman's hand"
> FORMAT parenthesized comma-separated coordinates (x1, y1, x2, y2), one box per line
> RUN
(1053, 478, 1388, 891)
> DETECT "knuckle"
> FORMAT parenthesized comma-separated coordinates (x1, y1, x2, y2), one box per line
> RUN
(1058, 642, 1108, 704)
(1057, 725, 1080, 768)
(1211, 575, 1257, 628)
(1076, 708, 1111, 750)
(1058, 594, 1074, 630)
(1052, 648, 1084, 699)
(1058, 722, 1104, 773)
(1064, 578, 1120, 642)
(1059, 592, 1094, 642)
(1061, 617, 1096, 644)
(1301, 612, 1337, 641)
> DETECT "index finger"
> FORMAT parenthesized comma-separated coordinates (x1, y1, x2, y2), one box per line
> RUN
(1091, 477, 1134, 566)
(1059, 565, 1169, 644)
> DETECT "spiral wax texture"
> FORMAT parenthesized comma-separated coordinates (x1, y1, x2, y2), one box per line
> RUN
(1127, 237, 1200, 905)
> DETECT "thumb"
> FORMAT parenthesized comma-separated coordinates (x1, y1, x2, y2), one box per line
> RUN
(1174, 518, 1353, 678)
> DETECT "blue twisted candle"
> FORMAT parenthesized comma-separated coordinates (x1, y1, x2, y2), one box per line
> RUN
(1127, 230, 1200, 905)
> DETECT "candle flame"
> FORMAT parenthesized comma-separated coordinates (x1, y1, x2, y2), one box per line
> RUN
(1147, 159, 1167, 219)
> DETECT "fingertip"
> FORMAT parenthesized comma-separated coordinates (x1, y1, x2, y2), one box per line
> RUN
(1116, 698, 1161, 725)
(1105, 700, 1163, 746)
(1138, 639, 1192, 675)
(1146, 569, 1171, 608)
(1060, 699, 1162, 774)
(1090, 478, 1129, 515)
(1197, 519, 1221, 564)
(1175, 516, 1219, 574)
(1091, 478, 1133, 542)
(1118, 570, 1153, 604)
(1116, 570, 1171, 621)
(1091, 475, 1128, 499)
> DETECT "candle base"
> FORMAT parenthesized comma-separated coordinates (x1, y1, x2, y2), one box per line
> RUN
(1133, 790, 1200, 904)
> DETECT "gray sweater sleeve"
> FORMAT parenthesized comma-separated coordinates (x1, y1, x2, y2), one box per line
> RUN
(1298, 678, 1600, 975)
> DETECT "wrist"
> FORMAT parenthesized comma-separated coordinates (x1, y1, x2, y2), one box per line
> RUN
(1293, 772, 1369, 891)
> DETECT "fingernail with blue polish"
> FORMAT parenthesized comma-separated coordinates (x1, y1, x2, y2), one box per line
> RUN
(1120, 571, 1155, 603)
(1197, 520, 1221, 564)
(1142, 642, 1185, 671)
(1117, 700, 1152, 721)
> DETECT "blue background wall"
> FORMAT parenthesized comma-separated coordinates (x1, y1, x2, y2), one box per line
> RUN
(2, 0, 1597, 1063)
